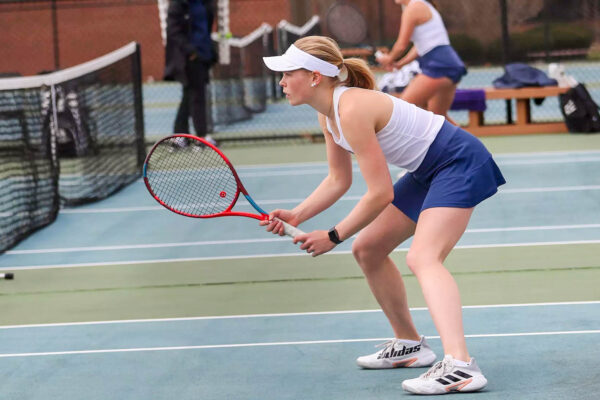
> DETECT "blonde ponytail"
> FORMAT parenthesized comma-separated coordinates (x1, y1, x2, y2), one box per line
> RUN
(294, 36, 376, 90)
(341, 58, 376, 90)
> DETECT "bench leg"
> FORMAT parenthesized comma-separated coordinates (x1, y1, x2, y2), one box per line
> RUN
(515, 98, 532, 126)
(466, 110, 484, 129)
(505, 99, 512, 124)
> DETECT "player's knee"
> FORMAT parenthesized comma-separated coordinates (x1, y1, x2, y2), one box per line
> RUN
(352, 237, 384, 273)
(351, 237, 368, 264)
(406, 249, 430, 275)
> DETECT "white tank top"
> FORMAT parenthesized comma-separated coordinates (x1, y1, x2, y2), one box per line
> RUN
(409, 0, 450, 56)
(326, 86, 445, 172)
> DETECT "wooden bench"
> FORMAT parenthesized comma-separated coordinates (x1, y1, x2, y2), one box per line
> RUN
(341, 47, 389, 65)
(464, 86, 569, 136)
(390, 86, 569, 135)
(340, 47, 373, 61)
(527, 48, 589, 60)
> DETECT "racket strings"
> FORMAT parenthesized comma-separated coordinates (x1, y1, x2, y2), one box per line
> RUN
(326, 3, 368, 45)
(145, 138, 239, 216)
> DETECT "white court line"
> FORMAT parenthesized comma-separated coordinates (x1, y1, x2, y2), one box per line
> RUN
(500, 185, 600, 193)
(5, 238, 292, 254)
(3, 239, 600, 271)
(236, 152, 600, 171)
(226, 150, 600, 173)
(493, 149, 600, 158)
(234, 156, 600, 177)
(497, 157, 600, 165)
(237, 156, 600, 177)
(1, 301, 598, 330)
(226, 150, 600, 171)
(58, 184, 600, 214)
(0, 330, 598, 359)
(7, 224, 600, 255)
(50, 153, 591, 191)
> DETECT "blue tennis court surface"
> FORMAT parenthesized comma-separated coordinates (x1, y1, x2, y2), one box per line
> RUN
(1, 145, 599, 399)
(1, 302, 599, 399)
(2, 150, 600, 269)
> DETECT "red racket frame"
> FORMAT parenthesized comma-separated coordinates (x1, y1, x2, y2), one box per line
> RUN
(143, 134, 270, 221)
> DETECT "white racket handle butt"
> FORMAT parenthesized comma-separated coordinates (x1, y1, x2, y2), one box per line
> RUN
(274, 218, 305, 238)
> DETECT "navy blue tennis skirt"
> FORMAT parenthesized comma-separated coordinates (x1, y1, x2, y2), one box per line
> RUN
(392, 121, 506, 222)
(418, 45, 467, 84)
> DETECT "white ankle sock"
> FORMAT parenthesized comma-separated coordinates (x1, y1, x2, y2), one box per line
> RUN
(399, 338, 421, 346)
(451, 357, 471, 367)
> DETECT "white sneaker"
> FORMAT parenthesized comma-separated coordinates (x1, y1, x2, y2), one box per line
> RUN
(204, 134, 219, 147)
(356, 336, 437, 369)
(402, 354, 488, 395)
(173, 136, 189, 147)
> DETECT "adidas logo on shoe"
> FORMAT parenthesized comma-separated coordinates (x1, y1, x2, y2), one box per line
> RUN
(356, 336, 436, 369)
(377, 343, 421, 359)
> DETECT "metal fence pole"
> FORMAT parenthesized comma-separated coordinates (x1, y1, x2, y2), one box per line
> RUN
(377, 0, 384, 44)
(499, 0, 512, 124)
(543, 0, 551, 63)
(499, 0, 510, 64)
(51, 0, 60, 70)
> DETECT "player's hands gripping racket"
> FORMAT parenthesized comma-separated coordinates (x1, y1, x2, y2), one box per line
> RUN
(143, 134, 304, 238)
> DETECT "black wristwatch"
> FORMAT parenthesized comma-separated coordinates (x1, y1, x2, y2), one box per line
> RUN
(328, 227, 343, 244)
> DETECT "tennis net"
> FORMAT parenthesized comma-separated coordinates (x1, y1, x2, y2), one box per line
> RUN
(0, 86, 59, 253)
(0, 42, 144, 253)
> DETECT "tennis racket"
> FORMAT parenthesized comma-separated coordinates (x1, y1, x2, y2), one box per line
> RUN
(326, 0, 371, 50)
(143, 134, 304, 238)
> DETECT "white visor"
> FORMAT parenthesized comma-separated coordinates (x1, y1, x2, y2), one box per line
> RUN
(263, 44, 341, 78)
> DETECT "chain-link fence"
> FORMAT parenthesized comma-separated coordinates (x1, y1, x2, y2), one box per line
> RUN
(2, 0, 600, 145)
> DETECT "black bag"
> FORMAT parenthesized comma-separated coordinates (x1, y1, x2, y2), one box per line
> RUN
(559, 83, 600, 133)
(41, 86, 96, 157)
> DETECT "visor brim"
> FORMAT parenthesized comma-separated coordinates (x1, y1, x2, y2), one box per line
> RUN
(262, 55, 302, 72)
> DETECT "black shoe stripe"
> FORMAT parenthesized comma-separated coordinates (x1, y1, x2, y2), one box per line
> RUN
(454, 370, 472, 379)
(436, 378, 450, 385)
(444, 374, 461, 382)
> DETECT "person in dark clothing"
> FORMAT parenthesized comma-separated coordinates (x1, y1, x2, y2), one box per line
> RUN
(164, 0, 218, 146)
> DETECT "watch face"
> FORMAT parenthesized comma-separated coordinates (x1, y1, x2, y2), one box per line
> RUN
(328, 228, 342, 244)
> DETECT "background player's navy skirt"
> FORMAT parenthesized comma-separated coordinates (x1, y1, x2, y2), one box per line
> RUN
(418, 45, 467, 83)
(392, 121, 506, 222)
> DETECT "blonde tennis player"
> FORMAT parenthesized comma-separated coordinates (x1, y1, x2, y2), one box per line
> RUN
(260, 36, 504, 395)
(377, 0, 466, 124)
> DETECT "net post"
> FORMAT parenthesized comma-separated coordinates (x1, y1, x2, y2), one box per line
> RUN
(132, 42, 146, 168)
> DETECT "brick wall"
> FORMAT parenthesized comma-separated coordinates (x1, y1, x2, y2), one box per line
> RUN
(230, 0, 290, 36)
(0, 0, 293, 81)
(0, 1, 164, 79)
(0, 0, 543, 82)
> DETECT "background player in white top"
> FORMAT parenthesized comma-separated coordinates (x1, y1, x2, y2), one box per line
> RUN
(261, 36, 503, 395)
(377, 0, 466, 124)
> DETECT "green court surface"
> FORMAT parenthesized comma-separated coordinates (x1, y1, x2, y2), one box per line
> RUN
(1, 133, 600, 399)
